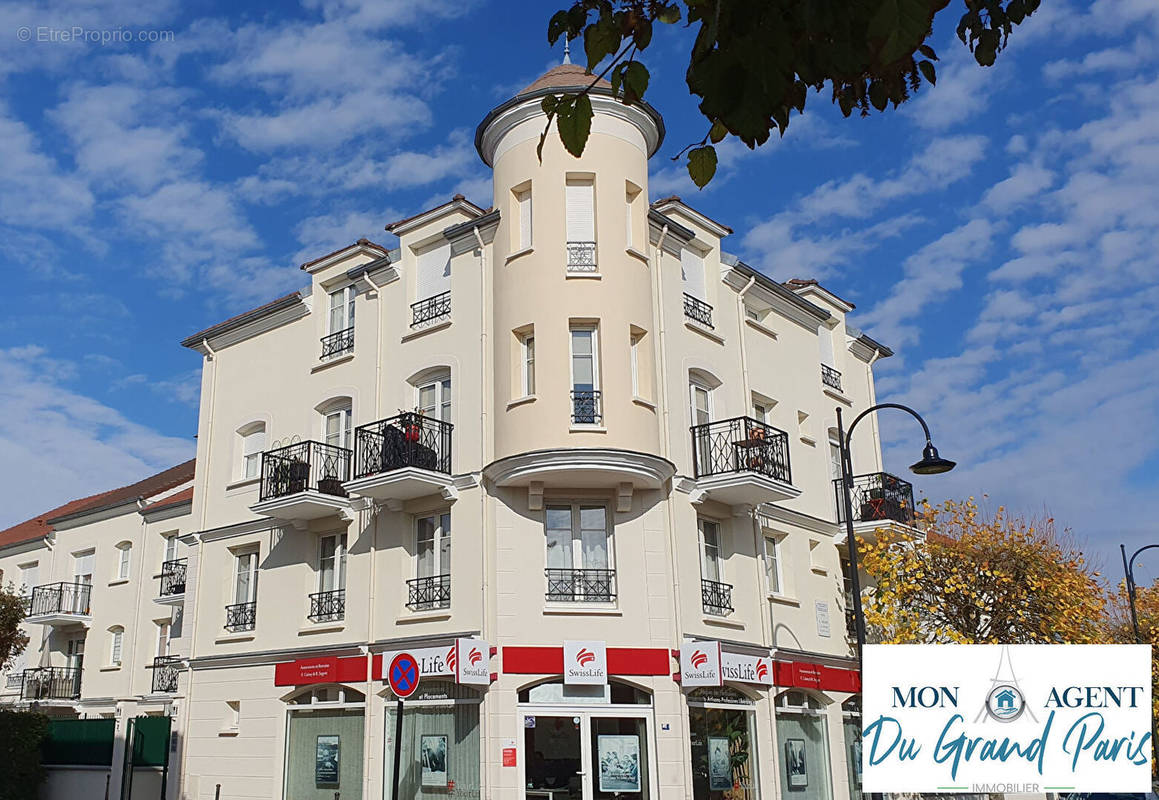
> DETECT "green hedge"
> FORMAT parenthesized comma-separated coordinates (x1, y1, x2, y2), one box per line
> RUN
(0, 710, 49, 800)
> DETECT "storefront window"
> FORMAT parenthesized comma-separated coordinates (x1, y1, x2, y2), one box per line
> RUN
(775, 690, 832, 800)
(688, 687, 759, 799)
(285, 686, 366, 800)
(842, 697, 862, 800)
(385, 681, 481, 798)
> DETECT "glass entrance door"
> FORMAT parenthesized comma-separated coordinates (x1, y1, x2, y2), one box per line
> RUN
(522, 710, 654, 800)
(524, 714, 583, 799)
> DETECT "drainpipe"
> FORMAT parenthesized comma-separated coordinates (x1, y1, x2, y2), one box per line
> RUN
(472, 224, 493, 800)
(362, 272, 385, 419)
(735, 275, 757, 412)
(865, 350, 882, 471)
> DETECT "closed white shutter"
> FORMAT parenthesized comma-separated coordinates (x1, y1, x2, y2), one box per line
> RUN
(74, 553, 94, 582)
(819, 326, 835, 366)
(518, 190, 532, 249)
(416, 243, 451, 300)
(681, 249, 706, 300)
(565, 181, 595, 242)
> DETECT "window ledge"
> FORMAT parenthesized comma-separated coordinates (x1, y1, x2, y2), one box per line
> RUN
(810, 566, 828, 575)
(564, 272, 601, 280)
(99, 665, 122, 672)
(215, 632, 255, 645)
(402, 319, 452, 342)
(703, 615, 746, 630)
(569, 425, 607, 434)
(769, 593, 800, 607)
(684, 320, 725, 344)
(225, 477, 260, 492)
(799, 435, 817, 447)
(218, 728, 239, 737)
(312, 353, 354, 373)
(544, 605, 622, 617)
(823, 387, 852, 406)
(631, 396, 656, 410)
(108, 579, 129, 587)
(507, 395, 536, 410)
(745, 318, 778, 339)
(396, 610, 451, 625)
(505, 246, 534, 264)
(299, 623, 345, 636)
(625, 247, 649, 264)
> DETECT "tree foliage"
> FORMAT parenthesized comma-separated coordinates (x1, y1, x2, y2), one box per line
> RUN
(859, 499, 1104, 644)
(0, 710, 48, 800)
(0, 584, 29, 674)
(545, 0, 1043, 186)
(1107, 579, 1159, 738)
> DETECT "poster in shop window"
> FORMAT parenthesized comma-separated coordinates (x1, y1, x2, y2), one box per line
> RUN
(597, 734, 641, 792)
(707, 736, 732, 791)
(315, 735, 339, 786)
(421, 734, 449, 788)
(785, 738, 808, 788)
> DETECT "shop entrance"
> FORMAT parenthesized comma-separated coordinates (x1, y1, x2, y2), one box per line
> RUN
(283, 685, 365, 800)
(518, 681, 656, 800)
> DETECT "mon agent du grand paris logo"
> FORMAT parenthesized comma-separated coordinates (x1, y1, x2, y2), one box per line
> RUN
(862, 644, 1152, 793)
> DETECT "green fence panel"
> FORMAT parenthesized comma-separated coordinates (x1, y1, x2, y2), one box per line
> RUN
(42, 718, 116, 766)
(131, 716, 171, 768)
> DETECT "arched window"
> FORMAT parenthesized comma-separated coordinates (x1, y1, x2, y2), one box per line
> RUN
(114, 542, 131, 581)
(317, 398, 353, 451)
(108, 626, 124, 667)
(411, 368, 451, 423)
(237, 421, 267, 480)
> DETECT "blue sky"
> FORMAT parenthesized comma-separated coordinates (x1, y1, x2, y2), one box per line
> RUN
(2, 0, 1157, 579)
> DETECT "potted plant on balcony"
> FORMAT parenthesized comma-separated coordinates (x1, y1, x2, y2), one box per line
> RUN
(404, 407, 424, 443)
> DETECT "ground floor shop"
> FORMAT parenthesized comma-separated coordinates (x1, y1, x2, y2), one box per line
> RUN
(179, 639, 864, 800)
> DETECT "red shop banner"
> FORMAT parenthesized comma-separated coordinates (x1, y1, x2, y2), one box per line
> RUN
(772, 660, 860, 692)
(274, 654, 372, 686)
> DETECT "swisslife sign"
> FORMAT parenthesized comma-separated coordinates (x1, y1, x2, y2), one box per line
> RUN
(680, 643, 773, 687)
(380, 639, 490, 686)
(862, 644, 1152, 793)
(563, 640, 607, 685)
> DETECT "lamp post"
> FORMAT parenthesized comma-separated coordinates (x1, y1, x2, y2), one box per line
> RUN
(1120, 543, 1159, 644)
(836, 403, 956, 664)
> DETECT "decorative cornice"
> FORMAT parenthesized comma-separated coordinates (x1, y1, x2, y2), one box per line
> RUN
(483, 448, 676, 489)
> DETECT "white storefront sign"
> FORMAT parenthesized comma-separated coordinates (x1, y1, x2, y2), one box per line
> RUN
(680, 642, 722, 687)
(863, 644, 1152, 793)
(563, 640, 607, 685)
(721, 651, 773, 686)
(382, 639, 490, 685)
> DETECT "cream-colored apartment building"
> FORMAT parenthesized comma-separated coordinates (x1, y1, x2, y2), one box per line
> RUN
(1, 62, 922, 800)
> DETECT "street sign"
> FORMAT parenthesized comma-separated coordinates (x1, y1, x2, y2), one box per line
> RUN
(387, 652, 420, 699)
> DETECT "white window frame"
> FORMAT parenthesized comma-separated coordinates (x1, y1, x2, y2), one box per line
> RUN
(522, 334, 536, 396)
(698, 518, 724, 584)
(233, 550, 258, 605)
(328, 284, 355, 335)
(18, 562, 38, 594)
(73, 551, 94, 585)
(115, 543, 131, 581)
(630, 333, 641, 397)
(163, 534, 178, 564)
(569, 326, 600, 391)
(565, 178, 596, 244)
(239, 423, 266, 481)
(318, 534, 348, 593)
(415, 513, 451, 579)
(109, 627, 123, 667)
(764, 535, 783, 596)
(516, 187, 533, 250)
(544, 503, 613, 572)
(681, 248, 707, 300)
(321, 402, 353, 451)
(417, 375, 452, 423)
(157, 621, 171, 657)
(689, 380, 713, 427)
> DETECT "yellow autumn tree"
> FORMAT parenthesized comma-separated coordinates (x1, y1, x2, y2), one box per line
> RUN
(1106, 578, 1159, 731)
(859, 498, 1105, 644)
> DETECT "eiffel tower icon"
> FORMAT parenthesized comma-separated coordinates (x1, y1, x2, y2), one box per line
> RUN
(974, 645, 1038, 724)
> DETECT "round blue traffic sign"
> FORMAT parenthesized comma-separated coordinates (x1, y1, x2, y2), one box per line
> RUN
(388, 652, 420, 698)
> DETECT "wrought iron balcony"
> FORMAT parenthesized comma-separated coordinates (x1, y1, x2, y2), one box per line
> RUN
(159, 558, 187, 597)
(353, 413, 452, 479)
(683, 293, 714, 329)
(224, 601, 257, 632)
(701, 579, 734, 617)
(151, 656, 181, 694)
(320, 326, 354, 359)
(545, 568, 616, 603)
(571, 389, 602, 425)
(821, 364, 843, 392)
(20, 667, 81, 701)
(259, 440, 351, 502)
(691, 416, 791, 484)
(411, 290, 451, 327)
(308, 589, 345, 622)
(566, 241, 597, 273)
(27, 582, 91, 621)
(406, 575, 450, 611)
(834, 471, 915, 526)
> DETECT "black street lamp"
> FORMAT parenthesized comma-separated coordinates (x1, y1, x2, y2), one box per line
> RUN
(836, 403, 956, 664)
(1120, 543, 1159, 644)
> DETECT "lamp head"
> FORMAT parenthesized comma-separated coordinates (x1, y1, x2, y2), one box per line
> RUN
(910, 441, 956, 475)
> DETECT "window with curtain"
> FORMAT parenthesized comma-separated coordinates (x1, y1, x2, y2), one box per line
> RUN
(73, 552, 94, 584)
(163, 534, 178, 564)
(545, 505, 610, 572)
(328, 285, 355, 334)
(239, 423, 266, 480)
(416, 513, 451, 579)
(385, 682, 482, 798)
(234, 550, 258, 605)
(416, 243, 451, 301)
(319, 534, 347, 593)
(418, 376, 452, 422)
(698, 519, 722, 584)
(322, 401, 353, 451)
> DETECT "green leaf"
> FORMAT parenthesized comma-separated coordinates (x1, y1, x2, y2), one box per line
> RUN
(918, 44, 938, 60)
(548, 10, 570, 45)
(918, 59, 936, 85)
(868, 80, 889, 111)
(632, 17, 652, 50)
(584, 17, 621, 71)
(610, 63, 624, 96)
(656, 4, 681, 24)
(709, 119, 728, 143)
(541, 94, 559, 115)
(622, 60, 649, 102)
(687, 145, 717, 189)
(557, 94, 593, 157)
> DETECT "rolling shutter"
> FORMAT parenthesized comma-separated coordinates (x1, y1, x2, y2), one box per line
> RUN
(565, 181, 595, 242)
(681, 249, 706, 300)
(416, 243, 451, 300)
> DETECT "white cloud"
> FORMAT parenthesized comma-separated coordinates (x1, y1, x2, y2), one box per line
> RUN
(0, 105, 94, 230)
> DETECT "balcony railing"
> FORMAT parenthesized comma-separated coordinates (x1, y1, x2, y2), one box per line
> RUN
(545, 568, 616, 603)
(683, 293, 714, 329)
(28, 582, 91, 618)
(834, 472, 915, 526)
(20, 667, 81, 701)
(690, 416, 791, 484)
(353, 413, 452, 478)
(224, 601, 257, 632)
(308, 589, 345, 622)
(159, 558, 187, 597)
(259, 440, 351, 502)
(571, 389, 602, 425)
(821, 364, 843, 392)
(406, 575, 450, 611)
(702, 579, 734, 616)
(151, 656, 181, 694)
(411, 291, 451, 327)
(566, 241, 597, 273)
(320, 326, 354, 359)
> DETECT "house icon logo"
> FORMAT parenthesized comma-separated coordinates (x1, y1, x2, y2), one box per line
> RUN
(985, 684, 1025, 722)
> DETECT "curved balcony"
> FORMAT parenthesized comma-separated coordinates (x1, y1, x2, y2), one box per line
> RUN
(690, 417, 800, 509)
(25, 582, 91, 627)
(249, 440, 351, 524)
(834, 471, 920, 543)
(344, 413, 454, 504)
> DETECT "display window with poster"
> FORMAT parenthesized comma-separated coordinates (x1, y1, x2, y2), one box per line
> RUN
(687, 686, 760, 800)
(384, 680, 482, 798)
